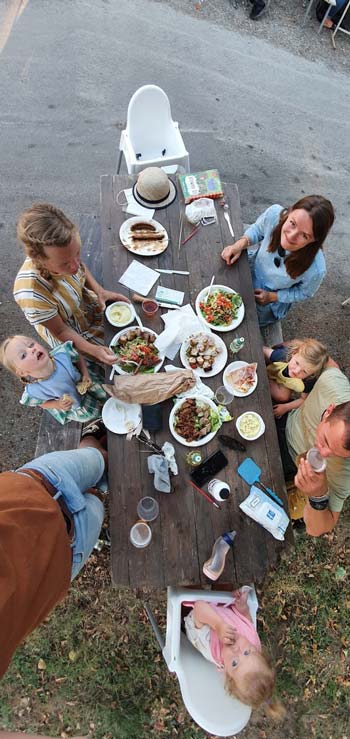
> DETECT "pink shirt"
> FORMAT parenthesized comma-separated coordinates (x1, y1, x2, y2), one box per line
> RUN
(209, 603, 261, 667)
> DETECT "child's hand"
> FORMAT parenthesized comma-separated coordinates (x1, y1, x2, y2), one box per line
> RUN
(273, 403, 287, 418)
(217, 622, 237, 645)
(58, 394, 74, 410)
(233, 589, 250, 614)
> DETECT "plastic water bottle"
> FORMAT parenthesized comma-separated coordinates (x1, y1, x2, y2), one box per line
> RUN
(203, 530, 237, 581)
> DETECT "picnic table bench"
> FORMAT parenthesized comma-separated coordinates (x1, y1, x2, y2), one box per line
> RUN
(101, 174, 293, 589)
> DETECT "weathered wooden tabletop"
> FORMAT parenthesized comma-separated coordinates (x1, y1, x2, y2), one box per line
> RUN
(101, 174, 292, 588)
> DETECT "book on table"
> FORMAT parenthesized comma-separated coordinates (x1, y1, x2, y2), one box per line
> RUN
(178, 169, 223, 204)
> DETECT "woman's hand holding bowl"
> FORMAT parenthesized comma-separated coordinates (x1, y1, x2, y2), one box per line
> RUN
(97, 288, 130, 311)
(93, 345, 118, 366)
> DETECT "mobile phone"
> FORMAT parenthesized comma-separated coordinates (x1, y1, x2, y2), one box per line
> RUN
(190, 450, 228, 487)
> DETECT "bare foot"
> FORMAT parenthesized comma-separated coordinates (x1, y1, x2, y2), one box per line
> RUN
(323, 17, 334, 29)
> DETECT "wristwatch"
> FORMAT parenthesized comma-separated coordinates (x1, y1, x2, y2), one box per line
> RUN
(309, 494, 329, 511)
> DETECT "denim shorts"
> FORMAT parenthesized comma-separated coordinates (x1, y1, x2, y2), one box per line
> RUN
(17, 448, 105, 581)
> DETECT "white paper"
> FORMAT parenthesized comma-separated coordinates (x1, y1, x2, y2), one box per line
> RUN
(154, 304, 209, 360)
(123, 188, 155, 219)
(119, 260, 159, 296)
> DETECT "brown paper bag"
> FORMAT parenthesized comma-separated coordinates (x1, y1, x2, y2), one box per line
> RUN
(103, 369, 196, 405)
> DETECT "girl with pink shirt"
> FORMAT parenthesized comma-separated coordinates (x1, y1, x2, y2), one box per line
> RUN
(184, 589, 283, 715)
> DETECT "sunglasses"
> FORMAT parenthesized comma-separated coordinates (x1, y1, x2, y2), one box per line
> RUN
(274, 246, 286, 268)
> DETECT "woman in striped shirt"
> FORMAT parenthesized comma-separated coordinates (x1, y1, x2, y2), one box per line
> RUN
(13, 202, 129, 374)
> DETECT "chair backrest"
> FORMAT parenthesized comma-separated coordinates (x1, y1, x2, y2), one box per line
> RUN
(163, 587, 258, 737)
(126, 85, 177, 153)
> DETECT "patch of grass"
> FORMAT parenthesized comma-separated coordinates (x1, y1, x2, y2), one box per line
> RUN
(2, 514, 350, 739)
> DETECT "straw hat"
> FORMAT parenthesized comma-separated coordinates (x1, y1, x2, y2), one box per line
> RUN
(132, 167, 177, 210)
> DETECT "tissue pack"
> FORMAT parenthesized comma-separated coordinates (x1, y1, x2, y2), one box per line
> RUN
(239, 485, 289, 541)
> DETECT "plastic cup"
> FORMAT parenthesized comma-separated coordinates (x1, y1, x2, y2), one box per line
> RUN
(137, 496, 159, 522)
(142, 299, 159, 318)
(129, 521, 152, 548)
(306, 447, 327, 473)
(215, 385, 234, 405)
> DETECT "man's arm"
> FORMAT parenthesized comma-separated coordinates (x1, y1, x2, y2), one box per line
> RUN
(303, 504, 340, 537)
(295, 458, 340, 536)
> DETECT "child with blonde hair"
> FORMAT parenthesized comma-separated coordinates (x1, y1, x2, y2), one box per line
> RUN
(0, 335, 107, 425)
(184, 589, 284, 717)
(263, 338, 329, 418)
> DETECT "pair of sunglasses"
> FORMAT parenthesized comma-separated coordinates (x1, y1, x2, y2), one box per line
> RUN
(274, 246, 286, 268)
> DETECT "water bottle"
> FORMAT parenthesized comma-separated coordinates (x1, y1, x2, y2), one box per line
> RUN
(203, 530, 237, 581)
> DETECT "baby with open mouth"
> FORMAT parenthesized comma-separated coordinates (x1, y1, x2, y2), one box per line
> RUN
(0, 335, 107, 425)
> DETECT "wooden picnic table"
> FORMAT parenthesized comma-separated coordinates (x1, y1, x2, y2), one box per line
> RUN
(101, 174, 292, 588)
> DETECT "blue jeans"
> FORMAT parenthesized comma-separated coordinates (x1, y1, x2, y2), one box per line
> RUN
(17, 448, 105, 581)
(330, 0, 347, 17)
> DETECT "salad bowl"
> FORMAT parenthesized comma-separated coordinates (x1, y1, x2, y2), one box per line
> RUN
(195, 284, 245, 332)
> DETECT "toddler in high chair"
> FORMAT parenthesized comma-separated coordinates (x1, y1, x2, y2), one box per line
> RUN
(263, 338, 329, 419)
(184, 589, 283, 716)
(0, 335, 107, 425)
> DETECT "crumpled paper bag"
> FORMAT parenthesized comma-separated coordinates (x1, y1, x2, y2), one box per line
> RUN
(103, 369, 195, 405)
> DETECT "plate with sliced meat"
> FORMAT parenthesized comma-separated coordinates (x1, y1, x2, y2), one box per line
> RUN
(169, 396, 221, 447)
(119, 217, 168, 256)
(223, 361, 258, 397)
(180, 331, 228, 377)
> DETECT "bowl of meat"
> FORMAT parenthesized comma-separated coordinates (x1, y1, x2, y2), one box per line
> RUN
(223, 361, 258, 397)
(180, 331, 227, 377)
(169, 395, 221, 447)
(109, 326, 164, 375)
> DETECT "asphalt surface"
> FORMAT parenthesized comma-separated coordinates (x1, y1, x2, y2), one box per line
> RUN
(0, 0, 349, 469)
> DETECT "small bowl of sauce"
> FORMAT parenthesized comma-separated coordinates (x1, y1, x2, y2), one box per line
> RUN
(105, 301, 135, 327)
(142, 299, 159, 318)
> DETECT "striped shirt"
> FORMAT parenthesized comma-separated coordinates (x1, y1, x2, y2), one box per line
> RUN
(13, 258, 104, 348)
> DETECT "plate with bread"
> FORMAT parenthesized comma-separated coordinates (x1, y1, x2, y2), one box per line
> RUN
(223, 360, 258, 397)
(119, 217, 168, 256)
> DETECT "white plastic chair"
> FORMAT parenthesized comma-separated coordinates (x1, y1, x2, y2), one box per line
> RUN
(117, 85, 190, 175)
(145, 586, 259, 737)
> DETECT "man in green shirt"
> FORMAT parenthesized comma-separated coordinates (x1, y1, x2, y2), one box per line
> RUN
(280, 367, 350, 536)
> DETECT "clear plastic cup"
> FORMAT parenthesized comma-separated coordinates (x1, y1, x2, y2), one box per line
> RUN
(215, 385, 234, 405)
(306, 447, 327, 473)
(137, 496, 159, 522)
(142, 299, 159, 318)
(129, 521, 152, 548)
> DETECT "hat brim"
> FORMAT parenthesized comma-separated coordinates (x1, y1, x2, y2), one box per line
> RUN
(132, 179, 177, 210)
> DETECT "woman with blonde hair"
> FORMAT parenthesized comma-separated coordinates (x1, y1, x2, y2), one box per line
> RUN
(221, 195, 334, 327)
(14, 202, 129, 372)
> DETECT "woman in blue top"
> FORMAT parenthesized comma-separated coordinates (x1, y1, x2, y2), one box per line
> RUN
(221, 195, 334, 327)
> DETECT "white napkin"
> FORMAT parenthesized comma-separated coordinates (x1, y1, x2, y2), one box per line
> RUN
(154, 304, 208, 360)
(121, 188, 155, 218)
(119, 260, 159, 296)
(164, 364, 214, 399)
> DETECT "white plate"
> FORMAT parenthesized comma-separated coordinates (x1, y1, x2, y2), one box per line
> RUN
(169, 395, 220, 447)
(195, 284, 245, 332)
(180, 331, 228, 378)
(102, 397, 142, 434)
(109, 326, 164, 375)
(236, 411, 265, 441)
(119, 217, 168, 256)
(223, 360, 258, 397)
(105, 301, 135, 328)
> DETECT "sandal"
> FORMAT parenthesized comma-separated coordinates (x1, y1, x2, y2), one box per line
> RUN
(81, 418, 106, 440)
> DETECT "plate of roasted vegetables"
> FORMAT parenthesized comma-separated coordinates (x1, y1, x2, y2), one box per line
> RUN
(180, 331, 227, 377)
(169, 396, 221, 447)
(195, 284, 244, 332)
(110, 326, 164, 375)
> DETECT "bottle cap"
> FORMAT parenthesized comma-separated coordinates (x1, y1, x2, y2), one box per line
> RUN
(219, 488, 230, 500)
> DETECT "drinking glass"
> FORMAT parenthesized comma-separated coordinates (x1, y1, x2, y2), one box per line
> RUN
(129, 521, 152, 548)
(142, 299, 159, 318)
(215, 385, 234, 405)
(137, 496, 159, 522)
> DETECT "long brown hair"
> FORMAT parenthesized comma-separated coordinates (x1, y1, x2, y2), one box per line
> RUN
(268, 195, 334, 279)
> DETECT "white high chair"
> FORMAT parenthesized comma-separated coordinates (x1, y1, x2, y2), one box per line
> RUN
(116, 85, 190, 175)
(145, 586, 259, 737)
